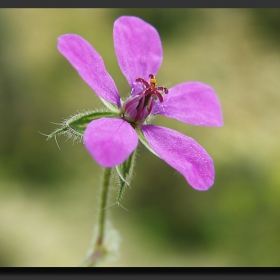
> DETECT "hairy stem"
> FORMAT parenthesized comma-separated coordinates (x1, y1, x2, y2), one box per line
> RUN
(98, 168, 111, 245)
(80, 168, 112, 267)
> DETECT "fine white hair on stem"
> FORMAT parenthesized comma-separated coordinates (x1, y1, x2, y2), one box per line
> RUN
(101, 201, 129, 212)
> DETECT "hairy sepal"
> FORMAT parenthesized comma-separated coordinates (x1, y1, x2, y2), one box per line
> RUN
(100, 98, 120, 113)
(46, 110, 118, 143)
(135, 128, 158, 157)
(115, 149, 137, 203)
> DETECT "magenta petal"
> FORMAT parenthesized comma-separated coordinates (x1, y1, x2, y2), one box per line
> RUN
(113, 16, 163, 87)
(141, 125, 215, 190)
(84, 118, 138, 167)
(152, 82, 223, 126)
(58, 34, 121, 107)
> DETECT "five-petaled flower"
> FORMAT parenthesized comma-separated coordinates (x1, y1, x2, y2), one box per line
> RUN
(57, 16, 223, 191)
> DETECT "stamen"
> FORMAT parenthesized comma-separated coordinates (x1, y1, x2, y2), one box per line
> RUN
(156, 86, 169, 94)
(136, 77, 150, 88)
(142, 87, 152, 96)
(143, 88, 163, 102)
(122, 74, 169, 125)
(153, 91, 164, 102)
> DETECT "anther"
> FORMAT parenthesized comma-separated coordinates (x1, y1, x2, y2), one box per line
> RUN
(149, 74, 157, 88)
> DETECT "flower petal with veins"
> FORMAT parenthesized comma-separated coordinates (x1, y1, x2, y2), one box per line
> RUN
(114, 16, 163, 87)
(58, 34, 121, 107)
(152, 82, 223, 126)
(84, 118, 138, 167)
(141, 124, 215, 190)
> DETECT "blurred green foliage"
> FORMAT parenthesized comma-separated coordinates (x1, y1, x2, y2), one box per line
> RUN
(1, 8, 280, 266)
(251, 9, 280, 44)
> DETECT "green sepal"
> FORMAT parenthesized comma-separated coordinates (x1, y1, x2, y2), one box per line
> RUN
(46, 110, 119, 142)
(135, 128, 158, 157)
(68, 111, 118, 135)
(115, 149, 137, 203)
(100, 98, 120, 114)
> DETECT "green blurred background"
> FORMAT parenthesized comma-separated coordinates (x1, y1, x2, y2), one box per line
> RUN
(1, 8, 280, 267)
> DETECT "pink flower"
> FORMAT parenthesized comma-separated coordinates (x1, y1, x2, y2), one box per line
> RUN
(57, 16, 223, 191)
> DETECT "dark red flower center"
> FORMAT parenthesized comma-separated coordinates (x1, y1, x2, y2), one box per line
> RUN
(121, 74, 168, 125)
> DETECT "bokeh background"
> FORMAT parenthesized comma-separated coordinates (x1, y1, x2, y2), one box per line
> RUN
(0, 8, 280, 267)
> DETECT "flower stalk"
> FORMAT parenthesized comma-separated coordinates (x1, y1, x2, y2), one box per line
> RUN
(81, 168, 112, 267)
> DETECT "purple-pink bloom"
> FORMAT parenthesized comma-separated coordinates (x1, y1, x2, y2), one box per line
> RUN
(57, 16, 223, 191)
